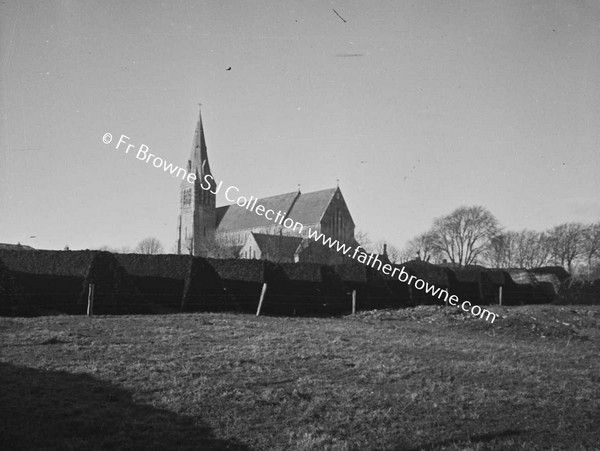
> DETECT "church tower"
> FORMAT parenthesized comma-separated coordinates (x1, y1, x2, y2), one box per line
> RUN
(177, 106, 217, 256)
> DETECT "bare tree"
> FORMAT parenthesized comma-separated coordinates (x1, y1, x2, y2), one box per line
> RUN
(135, 237, 164, 255)
(485, 233, 514, 268)
(354, 229, 373, 252)
(430, 206, 500, 267)
(397, 248, 416, 264)
(403, 231, 440, 263)
(546, 223, 585, 272)
(488, 230, 553, 268)
(385, 244, 402, 264)
(515, 230, 552, 268)
(582, 222, 600, 277)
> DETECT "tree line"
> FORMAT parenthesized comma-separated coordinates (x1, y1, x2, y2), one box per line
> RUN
(397, 205, 600, 276)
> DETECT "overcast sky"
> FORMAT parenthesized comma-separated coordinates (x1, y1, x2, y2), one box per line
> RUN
(1, 0, 599, 252)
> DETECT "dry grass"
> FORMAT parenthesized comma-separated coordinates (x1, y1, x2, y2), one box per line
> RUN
(1, 305, 599, 450)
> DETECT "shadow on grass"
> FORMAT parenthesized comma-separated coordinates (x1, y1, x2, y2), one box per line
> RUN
(0, 362, 249, 450)
(405, 428, 525, 451)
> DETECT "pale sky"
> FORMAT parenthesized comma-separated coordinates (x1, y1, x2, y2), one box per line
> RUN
(1, 0, 599, 252)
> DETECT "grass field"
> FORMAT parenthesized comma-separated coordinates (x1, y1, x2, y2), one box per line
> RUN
(1, 305, 599, 450)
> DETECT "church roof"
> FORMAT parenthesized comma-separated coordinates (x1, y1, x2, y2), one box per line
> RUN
(215, 187, 338, 233)
(216, 191, 299, 232)
(287, 187, 337, 225)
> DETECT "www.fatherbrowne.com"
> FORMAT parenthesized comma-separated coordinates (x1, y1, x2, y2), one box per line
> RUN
(103, 132, 496, 323)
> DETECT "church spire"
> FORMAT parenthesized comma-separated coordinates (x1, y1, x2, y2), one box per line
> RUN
(178, 105, 217, 257)
(188, 104, 211, 178)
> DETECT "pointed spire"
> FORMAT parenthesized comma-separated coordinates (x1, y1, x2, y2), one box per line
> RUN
(188, 103, 211, 179)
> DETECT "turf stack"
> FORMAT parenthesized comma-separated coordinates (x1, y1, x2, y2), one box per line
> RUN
(379, 265, 412, 309)
(403, 260, 451, 306)
(481, 269, 508, 305)
(446, 266, 485, 305)
(503, 269, 549, 305)
(82, 251, 144, 314)
(531, 266, 570, 303)
(264, 262, 346, 316)
(0, 250, 96, 316)
(333, 263, 370, 311)
(181, 257, 226, 312)
(204, 258, 266, 312)
(0, 256, 17, 315)
(115, 254, 191, 312)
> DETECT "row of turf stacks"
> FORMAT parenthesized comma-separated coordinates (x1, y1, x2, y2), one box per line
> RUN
(0, 249, 596, 316)
(0, 250, 142, 316)
(115, 254, 191, 312)
(182, 258, 266, 312)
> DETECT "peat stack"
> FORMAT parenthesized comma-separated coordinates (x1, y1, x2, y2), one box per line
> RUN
(0, 250, 96, 316)
(115, 254, 191, 311)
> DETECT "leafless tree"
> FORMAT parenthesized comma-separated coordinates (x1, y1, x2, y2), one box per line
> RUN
(516, 231, 553, 268)
(430, 206, 500, 267)
(485, 233, 513, 268)
(403, 231, 441, 263)
(546, 223, 585, 272)
(582, 222, 600, 277)
(486, 230, 552, 268)
(397, 248, 416, 264)
(354, 229, 373, 252)
(385, 244, 402, 264)
(135, 237, 164, 255)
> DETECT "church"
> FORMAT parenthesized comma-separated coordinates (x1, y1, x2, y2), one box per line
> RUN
(176, 109, 359, 264)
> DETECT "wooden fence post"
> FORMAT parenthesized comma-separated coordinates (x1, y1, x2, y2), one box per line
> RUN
(499, 286, 503, 306)
(87, 283, 95, 316)
(352, 289, 356, 315)
(256, 283, 267, 316)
